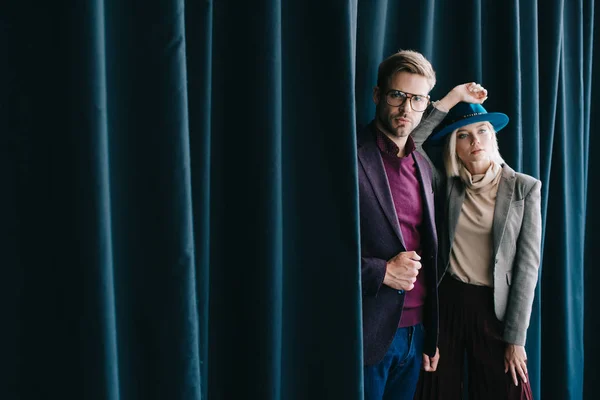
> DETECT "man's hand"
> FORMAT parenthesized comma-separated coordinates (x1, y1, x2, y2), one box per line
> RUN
(382, 251, 421, 291)
(422, 347, 440, 372)
(504, 344, 528, 386)
(435, 82, 488, 112)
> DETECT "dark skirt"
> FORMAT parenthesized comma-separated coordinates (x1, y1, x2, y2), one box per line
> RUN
(414, 276, 534, 400)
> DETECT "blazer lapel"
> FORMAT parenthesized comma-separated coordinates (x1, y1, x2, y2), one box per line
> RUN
(357, 136, 406, 248)
(413, 153, 438, 250)
(447, 178, 466, 253)
(492, 165, 517, 257)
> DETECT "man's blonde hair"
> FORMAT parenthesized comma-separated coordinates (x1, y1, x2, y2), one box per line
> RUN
(377, 50, 436, 91)
(443, 122, 505, 178)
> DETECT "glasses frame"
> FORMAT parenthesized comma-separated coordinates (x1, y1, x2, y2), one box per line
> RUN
(384, 89, 430, 113)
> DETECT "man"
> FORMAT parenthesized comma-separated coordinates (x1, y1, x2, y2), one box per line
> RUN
(358, 50, 486, 399)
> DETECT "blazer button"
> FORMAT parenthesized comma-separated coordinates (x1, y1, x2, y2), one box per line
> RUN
(398, 290, 405, 295)
(495, 258, 499, 264)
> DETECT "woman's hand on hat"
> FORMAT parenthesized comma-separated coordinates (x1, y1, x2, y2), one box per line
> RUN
(435, 82, 488, 112)
(458, 82, 488, 103)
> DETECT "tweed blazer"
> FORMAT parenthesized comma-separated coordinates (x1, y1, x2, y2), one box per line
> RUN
(438, 165, 542, 346)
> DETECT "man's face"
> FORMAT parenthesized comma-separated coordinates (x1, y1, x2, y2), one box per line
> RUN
(373, 71, 431, 139)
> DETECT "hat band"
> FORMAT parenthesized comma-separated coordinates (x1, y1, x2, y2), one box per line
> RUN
(447, 112, 487, 125)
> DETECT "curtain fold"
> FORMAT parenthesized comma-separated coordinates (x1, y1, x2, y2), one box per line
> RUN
(279, 1, 362, 398)
(2, 1, 596, 399)
(102, 1, 202, 398)
(86, 1, 120, 398)
(584, 3, 599, 397)
(184, 1, 212, 399)
(206, 0, 284, 398)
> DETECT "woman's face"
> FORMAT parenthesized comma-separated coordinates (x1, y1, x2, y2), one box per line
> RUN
(454, 121, 495, 169)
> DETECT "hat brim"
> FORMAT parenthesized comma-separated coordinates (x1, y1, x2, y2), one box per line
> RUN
(429, 112, 509, 142)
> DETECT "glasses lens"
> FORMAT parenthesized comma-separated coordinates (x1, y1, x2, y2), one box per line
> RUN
(386, 91, 407, 107)
(410, 96, 429, 111)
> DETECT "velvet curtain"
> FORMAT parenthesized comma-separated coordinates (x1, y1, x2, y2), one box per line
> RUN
(2, 0, 596, 399)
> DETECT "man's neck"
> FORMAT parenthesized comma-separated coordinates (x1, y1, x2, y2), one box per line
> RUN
(374, 122, 409, 157)
(386, 133, 408, 157)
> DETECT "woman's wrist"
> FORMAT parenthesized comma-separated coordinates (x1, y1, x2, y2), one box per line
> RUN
(434, 88, 463, 112)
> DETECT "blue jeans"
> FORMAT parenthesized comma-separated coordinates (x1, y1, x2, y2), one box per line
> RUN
(364, 324, 424, 400)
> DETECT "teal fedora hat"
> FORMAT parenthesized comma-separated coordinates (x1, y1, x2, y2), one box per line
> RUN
(429, 102, 509, 141)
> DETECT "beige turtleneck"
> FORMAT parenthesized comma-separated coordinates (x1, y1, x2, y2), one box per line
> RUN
(449, 162, 502, 287)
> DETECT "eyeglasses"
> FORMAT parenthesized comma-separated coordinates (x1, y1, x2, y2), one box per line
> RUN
(385, 90, 430, 112)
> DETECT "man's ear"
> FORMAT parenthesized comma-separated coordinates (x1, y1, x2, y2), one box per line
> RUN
(373, 86, 381, 105)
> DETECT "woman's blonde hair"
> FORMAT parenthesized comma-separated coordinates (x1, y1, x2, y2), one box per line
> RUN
(443, 122, 505, 178)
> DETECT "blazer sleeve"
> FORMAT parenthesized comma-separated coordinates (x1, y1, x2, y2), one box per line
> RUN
(361, 256, 388, 297)
(412, 106, 447, 197)
(411, 105, 447, 149)
(502, 179, 542, 345)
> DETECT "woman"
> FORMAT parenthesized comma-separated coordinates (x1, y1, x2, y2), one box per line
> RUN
(414, 90, 542, 399)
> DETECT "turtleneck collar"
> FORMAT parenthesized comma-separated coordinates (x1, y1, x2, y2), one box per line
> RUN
(459, 162, 502, 194)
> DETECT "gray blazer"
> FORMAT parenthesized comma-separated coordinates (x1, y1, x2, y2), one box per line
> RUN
(412, 107, 542, 346)
(439, 166, 542, 346)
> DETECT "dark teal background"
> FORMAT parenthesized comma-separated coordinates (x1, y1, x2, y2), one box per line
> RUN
(1, 1, 597, 399)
